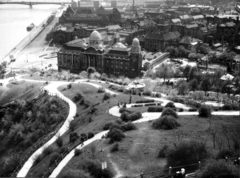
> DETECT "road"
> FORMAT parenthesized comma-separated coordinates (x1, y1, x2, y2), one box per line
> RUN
(10, 6, 65, 70)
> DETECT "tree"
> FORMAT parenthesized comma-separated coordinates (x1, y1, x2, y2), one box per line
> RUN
(156, 63, 174, 83)
(200, 77, 211, 96)
(0, 62, 7, 79)
(177, 80, 189, 95)
(189, 79, 198, 91)
(188, 53, 197, 61)
(87, 67, 96, 80)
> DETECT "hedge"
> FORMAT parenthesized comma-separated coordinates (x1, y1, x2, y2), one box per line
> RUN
(136, 99, 155, 103)
(126, 112, 142, 121)
(148, 106, 164, 112)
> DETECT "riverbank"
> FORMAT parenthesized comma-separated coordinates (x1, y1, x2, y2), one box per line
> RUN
(4, 6, 65, 71)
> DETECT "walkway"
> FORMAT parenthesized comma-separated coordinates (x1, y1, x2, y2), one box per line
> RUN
(4, 76, 236, 178)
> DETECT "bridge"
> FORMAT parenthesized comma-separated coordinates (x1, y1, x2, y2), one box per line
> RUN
(0, 0, 72, 8)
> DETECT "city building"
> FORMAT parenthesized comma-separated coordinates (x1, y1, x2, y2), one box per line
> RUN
(57, 30, 143, 78)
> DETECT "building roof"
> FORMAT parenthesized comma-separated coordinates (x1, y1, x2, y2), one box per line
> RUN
(186, 24, 198, 28)
(179, 36, 199, 45)
(106, 25, 121, 31)
(146, 31, 180, 41)
(179, 15, 192, 20)
(192, 15, 204, 20)
(89, 30, 102, 41)
(172, 18, 181, 23)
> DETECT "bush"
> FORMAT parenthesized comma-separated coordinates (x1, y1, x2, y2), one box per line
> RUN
(69, 132, 79, 143)
(216, 149, 234, 160)
(110, 142, 119, 152)
(142, 90, 152, 96)
(103, 92, 111, 100)
(166, 141, 209, 168)
(107, 128, 125, 143)
(75, 149, 82, 156)
(103, 122, 113, 130)
(189, 107, 197, 112)
(43, 146, 54, 156)
(97, 87, 105, 93)
(60, 169, 93, 178)
(126, 111, 142, 121)
(59, 147, 68, 154)
(77, 158, 113, 178)
(199, 105, 212, 118)
(152, 115, 180, 130)
(178, 108, 184, 112)
(69, 119, 77, 131)
(155, 93, 162, 97)
(165, 102, 176, 109)
(148, 106, 164, 112)
(56, 136, 63, 147)
(157, 145, 169, 158)
(197, 159, 239, 178)
(136, 99, 155, 103)
(120, 112, 130, 122)
(87, 132, 94, 139)
(72, 92, 83, 103)
(221, 104, 239, 111)
(49, 152, 60, 166)
(121, 122, 137, 131)
(67, 83, 72, 89)
(161, 108, 178, 119)
(119, 108, 126, 113)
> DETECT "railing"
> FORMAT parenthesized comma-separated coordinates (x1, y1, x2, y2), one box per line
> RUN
(132, 157, 240, 178)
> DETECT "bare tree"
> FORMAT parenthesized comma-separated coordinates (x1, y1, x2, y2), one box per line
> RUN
(207, 119, 219, 148)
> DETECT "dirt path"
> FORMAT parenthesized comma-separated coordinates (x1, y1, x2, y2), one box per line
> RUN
(107, 153, 125, 178)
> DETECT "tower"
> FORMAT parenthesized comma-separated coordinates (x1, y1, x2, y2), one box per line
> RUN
(94, 1, 99, 9)
(130, 38, 142, 78)
(111, 0, 117, 8)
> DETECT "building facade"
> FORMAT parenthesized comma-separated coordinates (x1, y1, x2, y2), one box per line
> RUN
(57, 31, 142, 78)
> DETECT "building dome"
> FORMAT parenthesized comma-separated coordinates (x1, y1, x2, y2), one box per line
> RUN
(114, 42, 127, 49)
(98, 44, 104, 50)
(89, 30, 102, 41)
(132, 38, 139, 45)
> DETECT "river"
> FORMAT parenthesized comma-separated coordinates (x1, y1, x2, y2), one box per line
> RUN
(0, 4, 60, 60)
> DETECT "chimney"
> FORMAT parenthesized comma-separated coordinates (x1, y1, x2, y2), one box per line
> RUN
(94, 1, 99, 9)
(111, 0, 117, 8)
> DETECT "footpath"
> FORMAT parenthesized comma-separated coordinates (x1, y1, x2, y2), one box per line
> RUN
(2, 77, 236, 178)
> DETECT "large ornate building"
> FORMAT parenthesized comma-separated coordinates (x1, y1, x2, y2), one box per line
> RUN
(57, 30, 142, 78)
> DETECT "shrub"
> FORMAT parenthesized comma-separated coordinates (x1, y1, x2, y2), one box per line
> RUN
(197, 159, 239, 178)
(165, 102, 176, 109)
(103, 92, 111, 100)
(216, 149, 234, 160)
(161, 108, 178, 119)
(221, 104, 239, 111)
(121, 122, 137, 131)
(77, 158, 113, 178)
(152, 115, 180, 130)
(136, 99, 155, 103)
(75, 149, 82, 156)
(189, 107, 197, 112)
(49, 152, 60, 166)
(155, 93, 161, 97)
(199, 105, 212, 118)
(103, 122, 113, 130)
(60, 169, 93, 178)
(56, 136, 63, 147)
(97, 87, 105, 93)
(69, 132, 79, 143)
(166, 141, 209, 168)
(120, 112, 129, 122)
(107, 128, 125, 143)
(69, 119, 77, 131)
(67, 83, 72, 89)
(43, 146, 54, 156)
(109, 122, 122, 131)
(110, 142, 119, 152)
(126, 111, 142, 121)
(119, 108, 126, 113)
(148, 106, 164, 112)
(142, 90, 152, 96)
(87, 132, 94, 139)
(157, 145, 169, 158)
(178, 108, 184, 112)
(73, 92, 83, 102)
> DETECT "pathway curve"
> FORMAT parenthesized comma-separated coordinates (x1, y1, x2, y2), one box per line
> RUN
(48, 79, 240, 178)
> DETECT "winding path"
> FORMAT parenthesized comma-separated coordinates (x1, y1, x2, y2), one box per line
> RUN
(3, 76, 236, 178)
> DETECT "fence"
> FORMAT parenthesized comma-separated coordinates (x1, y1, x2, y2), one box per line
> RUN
(132, 157, 240, 178)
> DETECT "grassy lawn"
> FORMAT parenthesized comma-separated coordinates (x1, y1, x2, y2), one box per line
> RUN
(0, 80, 42, 106)
(58, 115, 240, 178)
